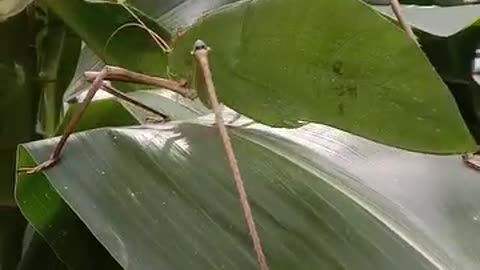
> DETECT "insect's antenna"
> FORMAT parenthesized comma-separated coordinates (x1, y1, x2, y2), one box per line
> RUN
(105, 22, 168, 52)
(104, 1, 171, 53)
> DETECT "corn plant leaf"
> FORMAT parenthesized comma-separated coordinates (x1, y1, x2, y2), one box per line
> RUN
(16, 111, 480, 270)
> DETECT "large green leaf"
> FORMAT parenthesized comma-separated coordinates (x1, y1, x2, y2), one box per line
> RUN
(16, 111, 480, 270)
(0, 11, 39, 206)
(47, 0, 477, 153)
(169, 0, 476, 153)
(369, 4, 480, 142)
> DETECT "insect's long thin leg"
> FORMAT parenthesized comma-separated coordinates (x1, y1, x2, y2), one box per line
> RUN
(84, 65, 196, 99)
(100, 82, 170, 121)
(192, 40, 270, 270)
(463, 151, 480, 171)
(390, 0, 418, 45)
(18, 69, 108, 175)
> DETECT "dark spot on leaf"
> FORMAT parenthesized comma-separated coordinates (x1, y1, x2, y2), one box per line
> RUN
(346, 84, 358, 98)
(338, 103, 344, 115)
(332, 60, 343, 75)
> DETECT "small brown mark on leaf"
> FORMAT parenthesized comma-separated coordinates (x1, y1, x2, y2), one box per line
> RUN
(338, 103, 345, 115)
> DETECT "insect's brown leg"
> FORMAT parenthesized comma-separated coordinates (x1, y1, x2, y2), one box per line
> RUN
(84, 65, 197, 99)
(17, 69, 108, 175)
(463, 151, 480, 171)
(100, 82, 170, 121)
(390, 0, 419, 45)
(192, 40, 270, 270)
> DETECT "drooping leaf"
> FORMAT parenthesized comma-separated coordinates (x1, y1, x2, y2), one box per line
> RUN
(16, 111, 480, 270)
(169, 0, 476, 153)
(0, 10, 39, 206)
(50, 0, 476, 153)
(369, 3, 480, 142)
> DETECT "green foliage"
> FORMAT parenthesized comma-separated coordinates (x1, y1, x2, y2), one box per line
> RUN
(0, 0, 479, 269)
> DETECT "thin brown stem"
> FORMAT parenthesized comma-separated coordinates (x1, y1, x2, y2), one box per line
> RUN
(100, 83, 170, 121)
(84, 66, 196, 99)
(390, 0, 418, 45)
(193, 40, 270, 270)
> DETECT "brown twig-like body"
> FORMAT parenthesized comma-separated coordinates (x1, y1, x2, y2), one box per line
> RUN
(84, 66, 196, 99)
(193, 40, 270, 270)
